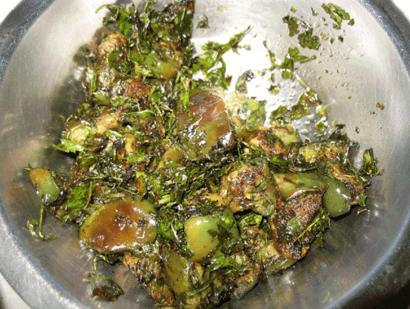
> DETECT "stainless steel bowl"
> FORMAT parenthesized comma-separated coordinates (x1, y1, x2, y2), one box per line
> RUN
(0, 0, 409, 308)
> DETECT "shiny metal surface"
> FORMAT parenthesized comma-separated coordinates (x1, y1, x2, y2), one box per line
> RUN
(0, 0, 409, 308)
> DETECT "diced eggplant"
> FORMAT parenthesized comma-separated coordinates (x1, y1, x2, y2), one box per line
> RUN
(88, 273, 124, 301)
(298, 143, 322, 164)
(297, 141, 349, 165)
(157, 145, 185, 168)
(80, 199, 156, 253)
(67, 123, 92, 145)
(124, 134, 137, 154)
(231, 263, 261, 299)
(29, 168, 60, 205)
(323, 177, 352, 217)
(184, 215, 220, 261)
(178, 90, 234, 160)
(272, 125, 301, 146)
(325, 161, 365, 199)
(146, 280, 176, 307)
(220, 163, 277, 216)
(162, 247, 192, 295)
(123, 250, 176, 306)
(123, 79, 151, 99)
(286, 191, 323, 233)
(98, 33, 127, 59)
(95, 112, 120, 135)
(123, 250, 161, 284)
(274, 172, 326, 200)
(240, 226, 278, 263)
(269, 190, 325, 261)
(246, 125, 300, 157)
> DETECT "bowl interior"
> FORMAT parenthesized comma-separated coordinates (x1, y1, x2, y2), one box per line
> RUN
(0, 0, 409, 308)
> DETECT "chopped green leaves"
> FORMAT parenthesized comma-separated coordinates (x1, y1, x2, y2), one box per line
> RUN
(57, 182, 92, 222)
(282, 47, 316, 70)
(231, 96, 266, 133)
(162, 248, 192, 295)
(322, 3, 354, 30)
(360, 149, 381, 178)
(193, 27, 250, 89)
(283, 15, 299, 37)
(100, 4, 135, 38)
(25, 203, 56, 241)
(271, 89, 322, 122)
(266, 45, 316, 79)
(284, 4, 355, 51)
(238, 213, 263, 229)
(283, 14, 321, 50)
(298, 28, 321, 50)
(127, 151, 147, 164)
(107, 50, 133, 75)
(53, 138, 84, 154)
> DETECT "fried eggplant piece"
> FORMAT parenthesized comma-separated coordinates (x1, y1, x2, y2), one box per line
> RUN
(220, 163, 277, 216)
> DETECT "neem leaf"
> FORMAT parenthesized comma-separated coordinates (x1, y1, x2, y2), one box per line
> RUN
(53, 138, 84, 154)
(360, 149, 381, 178)
(298, 28, 321, 50)
(283, 15, 300, 36)
(322, 3, 354, 30)
(57, 182, 92, 222)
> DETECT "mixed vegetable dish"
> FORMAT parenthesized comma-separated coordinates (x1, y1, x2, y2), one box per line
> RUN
(27, 1, 380, 307)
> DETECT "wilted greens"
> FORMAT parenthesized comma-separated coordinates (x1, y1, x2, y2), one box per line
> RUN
(322, 2, 355, 29)
(27, 1, 378, 307)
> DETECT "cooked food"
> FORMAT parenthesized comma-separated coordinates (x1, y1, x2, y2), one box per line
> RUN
(27, 1, 380, 307)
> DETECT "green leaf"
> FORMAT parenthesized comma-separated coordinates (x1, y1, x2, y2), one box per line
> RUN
(264, 46, 316, 79)
(238, 213, 263, 229)
(281, 47, 316, 71)
(58, 182, 92, 222)
(193, 27, 250, 89)
(25, 203, 56, 241)
(322, 3, 354, 30)
(100, 4, 134, 38)
(295, 207, 330, 242)
(298, 28, 321, 50)
(360, 149, 381, 178)
(127, 151, 146, 164)
(53, 138, 84, 154)
(233, 96, 266, 132)
(107, 50, 133, 75)
(357, 192, 367, 208)
(208, 250, 239, 272)
(270, 89, 321, 121)
(287, 216, 302, 236)
(283, 15, 300, 36)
